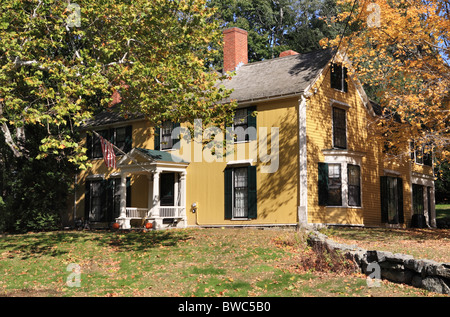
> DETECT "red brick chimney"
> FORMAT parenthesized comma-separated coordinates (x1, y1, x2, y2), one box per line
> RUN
(279, 50, 299, 58)
(223, 27, 248, 73)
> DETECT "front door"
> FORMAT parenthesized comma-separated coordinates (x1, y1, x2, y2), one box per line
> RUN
(160, 173, 175, 206)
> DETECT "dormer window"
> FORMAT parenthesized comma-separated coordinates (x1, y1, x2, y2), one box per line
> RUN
(330, 63, 348, 93)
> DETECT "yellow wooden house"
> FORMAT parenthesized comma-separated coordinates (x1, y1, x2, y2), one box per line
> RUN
(68, 27, 436, 230)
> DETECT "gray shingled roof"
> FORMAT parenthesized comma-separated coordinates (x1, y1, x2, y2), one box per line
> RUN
(83, 48, 334, 128)
(220, 48, 333, 103)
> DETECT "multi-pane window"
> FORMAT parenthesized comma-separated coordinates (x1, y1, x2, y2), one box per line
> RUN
(330, 63, 348, 92)
(161, 121, 174, 150)
(233, 167, 248, 218)
(234, 109, 248, 142)
(87, 126, 132, 159)
(327, 164, 342, 206)
(332, 107, 347, 149)
(380, 176, 404, 224)
(412, 184, 424, 215)
(318, 162, 361, 207)
(348, 164, 361, 207)
(85, 178, 130, 223)
(154, 122, 180, 150)
(224, 165, 257, 220)
(230, 106, 257, 142)
(410, 141, 433, 166)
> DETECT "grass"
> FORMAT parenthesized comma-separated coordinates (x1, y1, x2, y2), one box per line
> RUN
(436, 204, 450, 220)
(321, 226, 450, 263)
(0, 228, 445, 297)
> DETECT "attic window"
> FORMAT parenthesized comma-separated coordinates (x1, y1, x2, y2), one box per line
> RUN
(330, 63, 348, 93)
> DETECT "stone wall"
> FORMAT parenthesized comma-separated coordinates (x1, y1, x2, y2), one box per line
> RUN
(307, 231, 450, 295)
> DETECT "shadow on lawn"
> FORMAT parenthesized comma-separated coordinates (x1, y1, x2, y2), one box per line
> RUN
(105, 229, 193, 252)
(0, 232, 88, 259)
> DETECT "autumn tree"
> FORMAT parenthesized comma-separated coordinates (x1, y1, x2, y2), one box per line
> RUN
(0, 0, 234, 232)
(0, 0, 234, 169)
(320, 0, 449, 162)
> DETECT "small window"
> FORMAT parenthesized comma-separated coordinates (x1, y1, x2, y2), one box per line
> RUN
(232, 106, 257, 142)
(348, 164, 361, 207)
(410, 141, 433, 166)
(161, 121, 174, 150)
(330, 63, 348, 92)
(332, 107, 347, 149)
(87, 126, 132, 159)
(234, 109, 248, 142)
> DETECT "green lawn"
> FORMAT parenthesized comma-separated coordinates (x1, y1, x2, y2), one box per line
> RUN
(436, 204, 450, 220)
(0, 228, 444, 297)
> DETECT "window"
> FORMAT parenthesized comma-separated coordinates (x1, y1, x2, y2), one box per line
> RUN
(318, 163, 342, 206)
(330, 63, 348, 92)
(410, 141, 432, 166)
(318, 162, 361, 207)
(161, 121, 174, 150)
(224, 165, 257, 219)
(380, 176, 404, 224)
(154, 122, 180, 150)
(87, 126, 132, 159)
(85, 178, 130, 223)
(412, 184, 424, 215)
(348, 164, 361, 207)
(332, 107, 347, 149)
(232, 106, 257, 142)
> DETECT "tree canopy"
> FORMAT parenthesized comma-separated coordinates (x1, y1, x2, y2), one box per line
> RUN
(320, 0, 449, 162)
(0, 0, 234, 169)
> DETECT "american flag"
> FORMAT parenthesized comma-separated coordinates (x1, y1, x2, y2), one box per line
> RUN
(99, 136, 116, 169)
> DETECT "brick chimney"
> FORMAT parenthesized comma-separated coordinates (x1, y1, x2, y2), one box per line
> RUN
(279, 50, 299, 58)
(223, 27, 248, 73)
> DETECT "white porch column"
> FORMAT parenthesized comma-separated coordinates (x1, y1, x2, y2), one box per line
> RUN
(120, 172, 127, 218)
(151, 170, 162, 229)
(180, 171, 187, 227)
(117, 172, 130, 229)
(147, 174, 153, 215)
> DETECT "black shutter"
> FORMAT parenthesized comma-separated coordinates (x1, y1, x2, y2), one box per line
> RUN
(154, 126, 160, 150)
(100, 179, 108, 222)
(343, 66, 348, 92)
(380, 176, 388, 223)
(397, 177, 404, 223)
(330, 63, 339, 90)
(126, 177, 131, 207)
(125, 125, 132, 153)
(84, 181, 91, 220)
(106, 179, 114, 222)
(224, 168, 233, 219)
(318, 163, 329, 206)
(247, 106, 257, 141)
(247, 165, 257, 219)
(172, 122, 180, 148)
(86, 133, 92, 159)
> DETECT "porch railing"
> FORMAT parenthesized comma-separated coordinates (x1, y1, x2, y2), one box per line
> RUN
(125, 206, 185, 219)
(159, 206, 185, 218)
(125, 207, 149, 218)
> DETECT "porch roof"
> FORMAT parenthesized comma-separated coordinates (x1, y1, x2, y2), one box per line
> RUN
(135, 148, 188, 164)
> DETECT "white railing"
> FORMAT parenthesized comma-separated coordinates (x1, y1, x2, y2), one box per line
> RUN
(125, 206, 185, 219)
(158, 206, 185, 218)
(126, 207, 149, 218)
